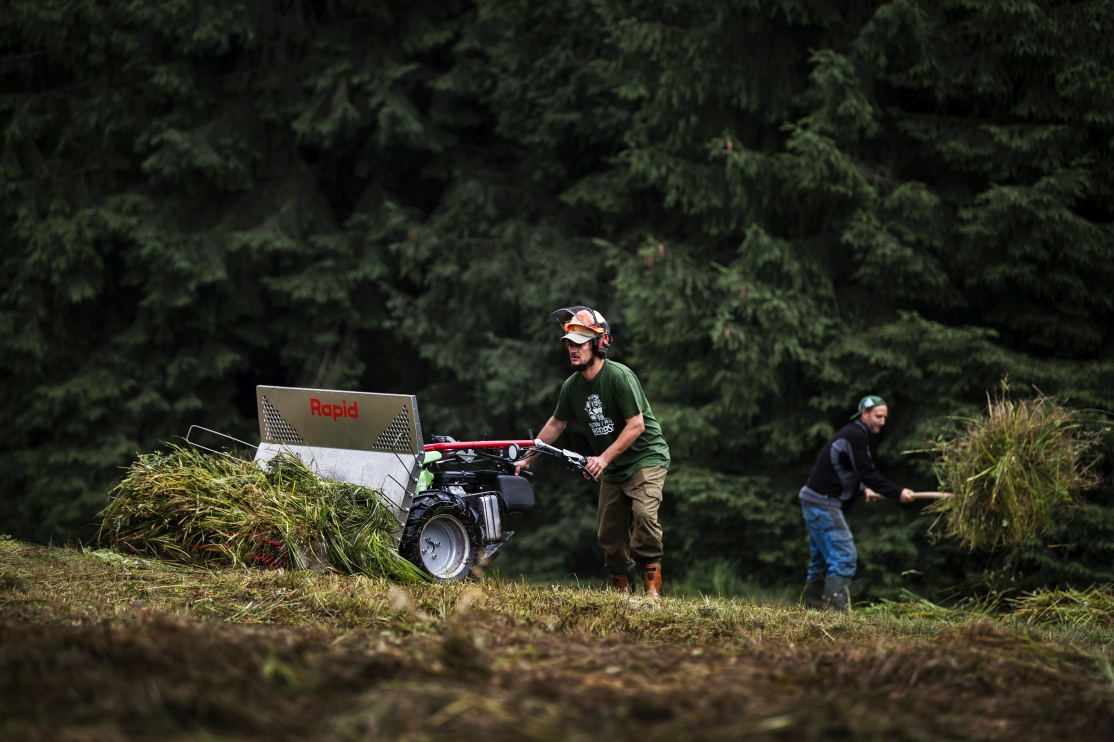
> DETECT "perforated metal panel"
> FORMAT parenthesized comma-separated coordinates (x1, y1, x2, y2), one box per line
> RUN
(262, 396, 304, 444)
(373, 406, 413, 452)
(255, 386, 422, 455)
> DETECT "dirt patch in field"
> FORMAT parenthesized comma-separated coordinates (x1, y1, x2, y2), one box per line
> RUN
(2, 614, 1111, 741)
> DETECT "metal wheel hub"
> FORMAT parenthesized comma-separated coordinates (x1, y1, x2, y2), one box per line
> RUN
(418, 514, 470, 579)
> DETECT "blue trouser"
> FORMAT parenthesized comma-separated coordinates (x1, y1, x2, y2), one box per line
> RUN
(801, 502, 857, 581)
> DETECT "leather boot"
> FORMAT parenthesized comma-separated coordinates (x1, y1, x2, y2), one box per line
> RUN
(802, 579, 827, 610)
(642, 561, 663, 599)
(823, 576, 852, 612)
(609, 561, 636, 593)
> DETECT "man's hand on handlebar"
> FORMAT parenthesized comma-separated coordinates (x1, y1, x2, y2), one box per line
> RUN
(584, 456, 608, 480)
(514, 456, 534, 477)
(516, 440, 599, 483)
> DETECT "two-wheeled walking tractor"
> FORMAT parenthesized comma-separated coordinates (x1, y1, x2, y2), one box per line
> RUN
(189, 386, 594, 582)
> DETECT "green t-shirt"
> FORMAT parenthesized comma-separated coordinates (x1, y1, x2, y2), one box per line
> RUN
(553, 360, 670, 483)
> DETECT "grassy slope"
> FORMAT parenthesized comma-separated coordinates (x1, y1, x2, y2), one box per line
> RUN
(2, 537, 1113, 741)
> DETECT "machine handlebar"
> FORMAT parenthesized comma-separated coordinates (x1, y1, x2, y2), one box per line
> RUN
(530, 440, 598, 483)
(422, 438, 597, 483)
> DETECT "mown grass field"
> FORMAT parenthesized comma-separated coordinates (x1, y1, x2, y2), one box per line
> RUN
(2, 535, 1113, 741)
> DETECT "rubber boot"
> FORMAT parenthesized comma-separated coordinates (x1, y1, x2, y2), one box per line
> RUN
(823, 576, 852, 612)
(609, 561, 636, 593)
(642, 561, 663, 599)
(802, 579, 827, 610)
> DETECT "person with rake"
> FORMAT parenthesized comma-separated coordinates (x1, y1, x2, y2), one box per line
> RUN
(516, 307, 671, 598)
(799, 395, 915, 610)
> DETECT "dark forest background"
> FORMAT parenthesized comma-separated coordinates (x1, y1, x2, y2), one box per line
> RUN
(3, 0, 1114, 599)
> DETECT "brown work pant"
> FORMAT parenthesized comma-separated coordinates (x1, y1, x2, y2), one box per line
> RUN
(597, 465, 666, 569)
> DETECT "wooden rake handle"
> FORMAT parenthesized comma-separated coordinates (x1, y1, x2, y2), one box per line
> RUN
(864, 490, 953, 502)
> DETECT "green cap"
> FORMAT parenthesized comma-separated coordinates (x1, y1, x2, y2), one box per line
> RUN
(851, 395, 888, 420)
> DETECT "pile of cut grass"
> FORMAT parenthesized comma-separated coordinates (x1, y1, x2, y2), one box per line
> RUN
(98, 445, 428, 584)
(926, 386, 1101, 551)
(1010, 585, 1114, 629)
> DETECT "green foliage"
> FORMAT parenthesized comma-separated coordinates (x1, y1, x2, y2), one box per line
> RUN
(3, 0, 1114, 599)
(467, 0, 1114, 596)
(0, 0, 472, 541)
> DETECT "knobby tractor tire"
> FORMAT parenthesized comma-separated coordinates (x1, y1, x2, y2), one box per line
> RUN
(400, 492, 482, 583)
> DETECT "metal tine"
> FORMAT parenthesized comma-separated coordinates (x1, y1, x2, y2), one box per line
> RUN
(181, 440, 239, 460)
(384, 426, 425, 484)
(186, 425, 259, 454)
(386, 472, 408, 494)
(390, 444, 421, 484)
(385, 474, 410, 525)
(379, 431, 419, 524)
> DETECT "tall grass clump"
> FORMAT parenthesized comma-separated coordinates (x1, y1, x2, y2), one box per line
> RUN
(926, 386, 1101, 552)
(98, 445, 429, 584)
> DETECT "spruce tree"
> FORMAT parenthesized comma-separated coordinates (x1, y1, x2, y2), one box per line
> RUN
(466, 0, 1114, 595)
(0, 0, 477, 540)
(3, 0, 1112, 598)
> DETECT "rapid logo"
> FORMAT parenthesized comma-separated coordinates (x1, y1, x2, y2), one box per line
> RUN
(309, 398, 359, 420)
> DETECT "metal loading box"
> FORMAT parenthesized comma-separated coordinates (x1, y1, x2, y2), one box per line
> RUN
(252, 385, 425, 541)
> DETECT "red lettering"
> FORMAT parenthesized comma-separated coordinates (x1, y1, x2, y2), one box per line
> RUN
(309, 397, 358, 421)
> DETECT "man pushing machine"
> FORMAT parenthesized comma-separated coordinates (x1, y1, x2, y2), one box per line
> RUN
(799, 395, 915, 611)
(516, 306, 671, 598)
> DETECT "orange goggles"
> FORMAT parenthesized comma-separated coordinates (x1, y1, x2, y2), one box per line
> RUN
(563, 321, 603, 336)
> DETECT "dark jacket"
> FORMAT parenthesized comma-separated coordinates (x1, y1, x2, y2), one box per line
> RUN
(798, 420, 902, 512)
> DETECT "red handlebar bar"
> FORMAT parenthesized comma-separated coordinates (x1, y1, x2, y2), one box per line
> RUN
(423, 440, 538, 451)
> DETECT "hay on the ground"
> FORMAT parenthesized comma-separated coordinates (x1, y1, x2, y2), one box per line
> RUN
(926, 386, 1101, 551)
(1010, 585, 1114, 629)
(98, 445, 428, 584)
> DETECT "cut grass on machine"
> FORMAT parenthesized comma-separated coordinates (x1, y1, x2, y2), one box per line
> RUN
(99, 445, 430, 584)
(925, 385, 1102, 552)
(98, 386, 589, 584)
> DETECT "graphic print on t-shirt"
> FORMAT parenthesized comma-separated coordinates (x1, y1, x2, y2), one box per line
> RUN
(585, 394, 615, 436)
